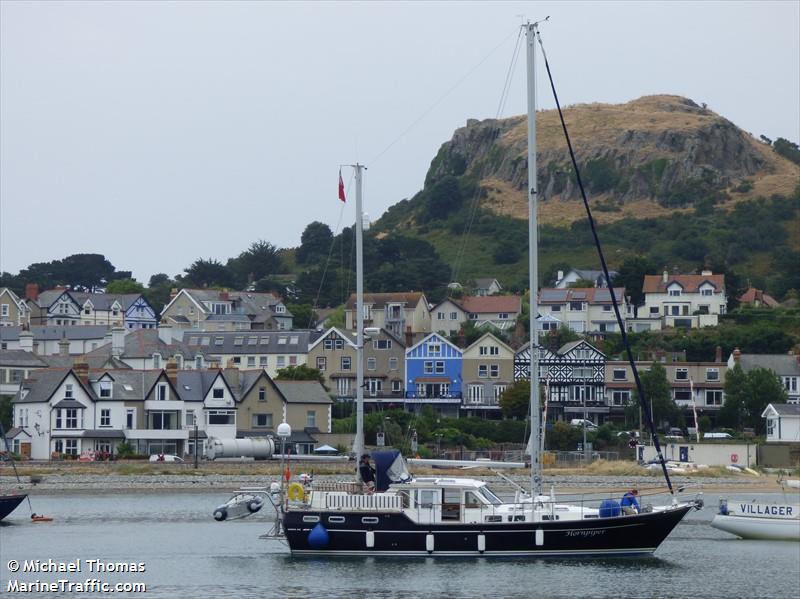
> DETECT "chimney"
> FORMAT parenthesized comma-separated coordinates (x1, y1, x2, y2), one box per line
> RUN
(73, 359, 89, 385)
(19, 330, 34, 352)
(169, 288, 178, 301)
(157, 324, 173, 345)
(701, 269, 712, 276)
(557, 270, 564, 283)
(165, 358, 178, 387)
(662, 269, 669, 284)
(405, 326, 413, 348)
(226, 358, 237, 369)
(715, 345, 722, 363)
(58, 336, 70, 357)
(25, 283, 39, 302)
(732, 348, 741, 363)
(220, 290, 229, 301)
(111, 326, 125, 358)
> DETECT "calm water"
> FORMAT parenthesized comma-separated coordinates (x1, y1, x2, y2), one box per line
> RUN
(1, 491, 799, 598)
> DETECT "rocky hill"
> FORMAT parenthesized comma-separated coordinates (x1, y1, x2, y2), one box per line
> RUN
(383, 95, 798, 227)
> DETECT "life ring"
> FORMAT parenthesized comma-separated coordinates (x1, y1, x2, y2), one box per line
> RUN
(730, 453, 738, 463)
(287, 482, 306, 502)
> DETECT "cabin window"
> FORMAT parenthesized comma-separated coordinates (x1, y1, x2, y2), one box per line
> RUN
(464, 491, 482, 509)
(419, 489, 438, 509)
(303, 516, 320, 523)
(361, 517, 379, 524)
(328, 516, 345, 524)
(442, 488, 461, 521)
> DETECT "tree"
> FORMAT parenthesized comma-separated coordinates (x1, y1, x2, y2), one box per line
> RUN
(567, 278, 597, 288)
(105, 279, 145, 294)
(722, 365, 788, 433)
(499, 380, 530, 419)
(287, 303, 317, 329)
(616, 255, 657, 307)
(423, 176, 462, 221)
(182, 258, 235, 289)
(540, 327, 580, 353)
(149, 273, 171, 288)
(227, 240, 284, 287)
(633, 362, 681, 429)
(296, 222, 334, 265)
(275, 364, 326, 387)
(0, 395, 13, 430)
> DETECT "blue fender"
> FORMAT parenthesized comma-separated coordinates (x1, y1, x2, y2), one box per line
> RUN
(308, 522, 330, 548)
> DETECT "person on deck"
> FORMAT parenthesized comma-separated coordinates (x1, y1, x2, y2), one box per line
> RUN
(358, 454, 376, 494)
(620, 489, 640, 514)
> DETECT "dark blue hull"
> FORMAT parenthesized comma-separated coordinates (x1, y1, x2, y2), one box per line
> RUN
(0, 494, 27, 521)
(284, 504, 694, 557)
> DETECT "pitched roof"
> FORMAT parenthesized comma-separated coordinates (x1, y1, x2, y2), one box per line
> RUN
(764, 404, 800, 417)
(70, 292, 148, 311)
(273, 380, 332, 404)
(738, 287, 779, 307)
(539, 287, 626, 304)
(735, 353, 800, 376)
(183, 330, 321, 355)
(459, 295, 522, 314)
(0, 325, 110, 341)
(0, 349, 49, 368)
(30, 289, 78, 308)
(15, 369, 91, 404)
(345, 292, 426, 310)
(642, 273, 725, 294)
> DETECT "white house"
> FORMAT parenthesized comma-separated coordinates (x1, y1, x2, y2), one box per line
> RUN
(538, 287, 628, 334)
(762, 403, 800, 443)
(554, 269, 617, 289)
(638, 270, 726, 329)
(728, 349, 800, 404)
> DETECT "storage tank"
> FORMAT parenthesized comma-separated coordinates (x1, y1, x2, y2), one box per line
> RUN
(206, 437, 276, 460)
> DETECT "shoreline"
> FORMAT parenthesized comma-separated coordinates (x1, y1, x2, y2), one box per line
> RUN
(3, 462, 796, 496)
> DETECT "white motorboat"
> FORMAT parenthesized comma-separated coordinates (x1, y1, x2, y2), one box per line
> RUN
(711, 497, 800, 541)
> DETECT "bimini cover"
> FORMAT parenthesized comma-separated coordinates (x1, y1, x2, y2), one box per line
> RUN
(373, 450, 412, 492)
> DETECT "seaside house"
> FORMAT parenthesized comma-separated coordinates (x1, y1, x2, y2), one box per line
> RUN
(0, 287, 30, 327)
(344, 292, 431, 342)
(461, 332, 515, 417)
(404, 333, 463, 418)
(160, 289, 292, 332)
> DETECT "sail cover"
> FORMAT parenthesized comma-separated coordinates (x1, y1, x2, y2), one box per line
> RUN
(373, 450, 411, 492)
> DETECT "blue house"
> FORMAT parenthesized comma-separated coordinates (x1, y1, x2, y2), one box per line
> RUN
(124, 296, 158, 329)
(404, 333, 462, 417)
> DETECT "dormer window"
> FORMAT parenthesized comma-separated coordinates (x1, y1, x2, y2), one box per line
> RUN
(157, 383, 168, 401)
(152, 354, 161, 368)
(195, 356, 203, 369)
(275, 305, 286, 314)
(99, 380, 112, 398)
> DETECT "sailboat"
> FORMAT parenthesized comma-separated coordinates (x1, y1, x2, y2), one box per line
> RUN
(276, 22, 702, 557)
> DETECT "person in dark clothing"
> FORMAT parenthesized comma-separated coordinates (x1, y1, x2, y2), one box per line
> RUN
(620, 489, 640, 514)
(358, 454, 376, 494)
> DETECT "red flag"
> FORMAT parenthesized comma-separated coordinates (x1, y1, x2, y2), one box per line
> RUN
(338, 169, 346, 203)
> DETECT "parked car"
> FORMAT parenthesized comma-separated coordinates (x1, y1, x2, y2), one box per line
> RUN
(570, 419, 597, 429)
(149, 454, 184, 463)
(703, 432, 733, 439)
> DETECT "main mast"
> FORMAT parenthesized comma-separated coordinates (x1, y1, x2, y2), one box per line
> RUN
(526, 22, 542, 498)
(352, 163, 366, 458)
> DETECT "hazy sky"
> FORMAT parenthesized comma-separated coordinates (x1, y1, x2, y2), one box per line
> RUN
(1, 1, 798, 284)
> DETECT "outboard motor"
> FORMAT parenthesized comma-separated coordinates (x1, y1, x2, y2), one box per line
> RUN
(718, 497, 728, 515)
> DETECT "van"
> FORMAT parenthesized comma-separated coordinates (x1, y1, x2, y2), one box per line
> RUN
(570, 419, 597, 429)
(703, 432, 733, 439)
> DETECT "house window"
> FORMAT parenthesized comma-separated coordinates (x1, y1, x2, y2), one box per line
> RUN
(233, 357, 241, 365)
(669, 289, 681, 297)
(670, 306, 681, 316)
(341, 357, 351, 371)
(153, 354, 161, 368)
(247, 356, 256, 367)
(337, 378, 351, 396)
(493, 384, 506, 401)
(649, 306, 659, 315)
(450, 312, 458, 320)
(100, 409, 111, 427)
(207, 410, 235, 425)
(64, 439, 79, 456)
(551, 305, 562, 312)
(64, 409, 79, 429)
(489, 364, 499, 378)
(316, 357, 327, 371)
(392, 380, 402, 393)
(783, 377, 798, 393)
(569, 302, 583, 311)
(252, 413, 273, 428)
(186, 411, 195, 426)
(195, 356, 204, 369)
(706, 368, 719, 381)
(674, 390, 692, 402)
(260, 356, 268, 367)
(367, 379, 382, 396)
(373, 339, 392, 350)
(289, 355, 297, 366)
(212, 388, 224, 399)
(367, 358, 376, 371)
(479, 365, 488, 378)
(437, 312, 445, 320)
(498, 313, 509, 320)
(306, 411, 316, 428)
(65, 384, 74, 399)
(435, 361, 445, 374)
(611, 390, 630, 406)
(766, 418, 775, 436)
(675, 368, 689, 381)
(706, 390, 723, 406)
(258, 387, 266, 401)
(0, 304, 8, 317)
(701, 288, 713, 296)
(150, 412, 173, 429)
(468, 384, 483, 403)
(573, 367, 592, 379)
(424, 361, 434, 374)
(175, 355, 183, 368)
(612, 368, 627, 381)
(157, 384, 168, 401)
(277, 356, 286, 368)
(99, 380, 112, 398)
(428, 343, 442, 355)
(389, 357, 398, 371)
(126, 409, 135, 429)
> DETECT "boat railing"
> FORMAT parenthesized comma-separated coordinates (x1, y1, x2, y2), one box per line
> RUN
(311, 481, 363, 494)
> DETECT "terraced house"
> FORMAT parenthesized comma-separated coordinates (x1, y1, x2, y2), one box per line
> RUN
(161, 289, 292, 331)
(0, 287, 30, 327)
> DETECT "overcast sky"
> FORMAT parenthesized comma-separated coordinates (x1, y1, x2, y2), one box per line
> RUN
(1, 1, 798, 284)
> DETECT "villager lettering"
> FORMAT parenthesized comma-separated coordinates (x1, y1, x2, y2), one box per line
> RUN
(22, 559, 146, 573)
(739, 504, 794, 516)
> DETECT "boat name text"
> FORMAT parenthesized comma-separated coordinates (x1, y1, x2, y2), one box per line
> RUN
(738, 504, 794, 517)
(565, 530, 606, 538)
